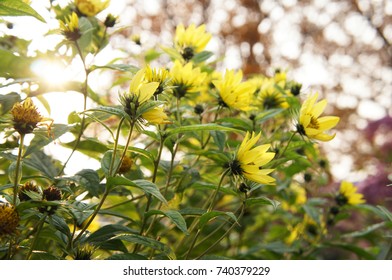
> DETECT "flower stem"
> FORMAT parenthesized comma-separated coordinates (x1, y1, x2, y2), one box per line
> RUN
(183, 170, 229, 259)
(26, 213, 47, 260)
(195, 201, 245, 259)
(59, 41, 89, 175)
(13, 134, 24, 205)
(74, 121, 135, 244)
(276, 131, 297, 160)
(108, 117, 125, 176)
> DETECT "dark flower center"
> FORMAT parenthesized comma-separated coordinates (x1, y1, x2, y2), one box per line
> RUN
(228, 159, 243, 176)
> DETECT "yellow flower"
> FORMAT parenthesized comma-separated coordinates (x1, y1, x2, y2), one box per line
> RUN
(170, 60, 206, 99)
(144, 65, 172, 96)
(120, 69, 170, 125)
(75, 0, 110, 17)
(0, 203, 19, 237)
(129, 69, 159, 104)
(175, 23, 212, 61)
(141, 107, 171, 125)
(297, 93, 340, 141)
(11, 98, 44, 135)
(59, 12, 81, 41)
(213, 70, 256, 111)
(285, 215, 327, 245)
(337, 181, 365, 206)
(258, 80, 289, 110)
(228, 131, 275, 185)
(281, 183, 307, 212)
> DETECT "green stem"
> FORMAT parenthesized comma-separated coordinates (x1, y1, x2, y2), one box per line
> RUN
(74, 121, 135, 244)
(183, 170, 229, 258)
(114, 120, 136, 175)
(26, 213, 47, 260)
(59, 41, 89, 175)
(277, 131, 297, 160)
(195, 202, 245, 259)
(13, 134, 24, 205)
(108, 117, 125, 176)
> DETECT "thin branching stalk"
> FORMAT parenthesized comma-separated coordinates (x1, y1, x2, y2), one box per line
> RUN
(108, 117, 125, 176)
(59, 41, 89, 175)
(12, 133, 24, 205)
(26, 213, 47, 260)
(195, 201, 246, 259)
(183, 169, 230, 259)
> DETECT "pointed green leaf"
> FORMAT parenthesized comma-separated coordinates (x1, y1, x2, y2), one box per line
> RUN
(166, 124, 240, 138)
(146, 209, 188, 235)
(246, 197, 281, 210)
(24, 124, 70, 157)
(106, 253, 147, 260)
(199, 211, 238, 229)
(192, 51, 214, 64)
(106, 177, 167, 204)
(74, 169, 101, 197)
(0, 0, 45, 22)
(112, 234, 176, 259)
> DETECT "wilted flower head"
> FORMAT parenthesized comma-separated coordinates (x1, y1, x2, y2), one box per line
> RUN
(75, 0, 110, 17)
(336, 181, 365, 206)
(0, 203, 19, 237)
(174, 23, 211, 61)
(227, 131, 275, 185)
(213, 70, 256, 111)
(11, 98, 44, 135)
(18, 181, 40, 202)
(296, 93, 340, 141)
(59, 12, 81, 41)
(170, 60, 206, 99)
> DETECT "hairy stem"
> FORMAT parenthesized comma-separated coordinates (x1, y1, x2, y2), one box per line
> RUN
(13, 133, 24, 205)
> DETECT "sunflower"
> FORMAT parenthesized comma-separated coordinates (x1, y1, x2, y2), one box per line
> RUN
(0, 203, 19, 237)
(296, 92, 340, 141)
(170, 60, 206, 99)
(144, 65, 172, 96)
(119, 69, 171, 125)
(174, 23, 212, 61)
(227, 131, 275, 185)
(336, 181, 365, 206)
(213, 70, 256, 111)
(75, 0, 110, 17)
(11, 98, 46, 135)
(59, 12, 81, 41)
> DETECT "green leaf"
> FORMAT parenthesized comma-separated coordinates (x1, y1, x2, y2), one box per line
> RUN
(199, 211, 238, 229)
(302, 204, 321, 225)
(24, 124, 70, 157)
(377, 206, 392, 222)
(85, 106, 128, 119)
(77, 16, 93, 52)
(192, 51, 214, 64)
(160, 45, 183, 61)
(342, 222, 386, 238)
(210, 130, 226, 151)
(112, 234, 176, 259)
(107, 177, 167, 204)
(166, 124, 239, 138)
(86, 224, 135, 244)
(101, 150, 121, 178)
(125, 146, 155, 163)
(74, 169, 101, 197)
(30, 251, 59, 260)
(246, 197, 281, 210)
(63, 138, 109, 159)
(323, 242, 376, 260)
(0, 0, 45, 22)
(0, 92, 21, 114)
(8, 161, 22, 185)
(25, 150, 59, 179)
(0, 49, 34, 79)
(48, 214, 71, 239)
(146, 210, 188, 235)
(68, 201, 95, 226)
(216, 117, 253, 131)
(144, 49, 161, 63)
(106, 253, 147, 260)
(91, 64, 139, 73)
(255, 108, 286, 123)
